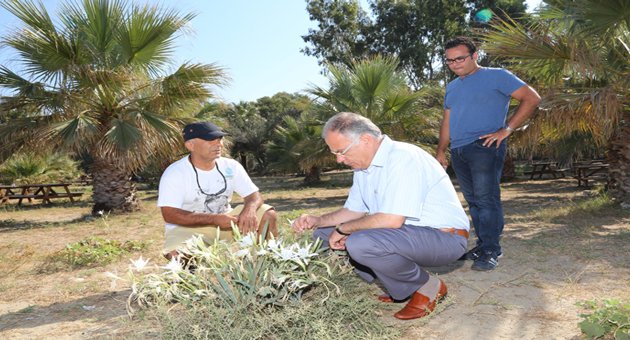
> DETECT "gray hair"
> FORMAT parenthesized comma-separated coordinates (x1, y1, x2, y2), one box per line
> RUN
(322, 112, 382, 140)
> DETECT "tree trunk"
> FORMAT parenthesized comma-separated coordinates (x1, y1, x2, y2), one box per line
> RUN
(607, 110, 630, 207)
(90, 158, 139, 215)
(239, 152, 248, 172)
(303, 166, 321, 185)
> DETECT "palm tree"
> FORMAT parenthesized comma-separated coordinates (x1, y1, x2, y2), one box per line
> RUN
(0, 0, 227, 214)
(479, 0, 630, 205)
(267, 56, 439, 184)
(267, 107, 335, 184)
(307, 55, 440, 147)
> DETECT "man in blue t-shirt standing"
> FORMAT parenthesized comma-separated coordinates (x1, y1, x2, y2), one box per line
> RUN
(436, 36, 541, 271)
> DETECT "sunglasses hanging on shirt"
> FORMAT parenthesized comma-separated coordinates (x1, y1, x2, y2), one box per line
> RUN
(188, 155, 227, 197)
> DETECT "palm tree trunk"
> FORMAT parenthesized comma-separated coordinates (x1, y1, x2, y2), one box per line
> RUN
(303, 166, 321, 185)
(607, 110, 630, 207)
(90, 158, 140, 215)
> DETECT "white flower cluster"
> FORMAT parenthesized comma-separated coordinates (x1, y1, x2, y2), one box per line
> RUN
(109, 229, 330, 313)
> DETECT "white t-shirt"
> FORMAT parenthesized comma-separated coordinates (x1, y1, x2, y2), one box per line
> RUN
(344, 136, 470, 230)
(157, 155, 259, 231)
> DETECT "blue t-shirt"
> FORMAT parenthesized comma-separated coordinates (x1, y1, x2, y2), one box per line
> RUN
(444, 67, 525, 149)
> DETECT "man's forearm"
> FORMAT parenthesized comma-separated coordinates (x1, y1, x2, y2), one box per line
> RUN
(338, 212, 406, 233)
(317, 208, 365, 227)
(241, 191, 263, 212)
(161, 206, 218, 227)
(508, 85, 541, 129)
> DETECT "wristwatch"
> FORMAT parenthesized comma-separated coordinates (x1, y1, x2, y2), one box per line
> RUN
(505, 125, 514, 133)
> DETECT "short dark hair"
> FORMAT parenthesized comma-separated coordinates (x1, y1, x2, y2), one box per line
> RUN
(445, 36, 477, 54)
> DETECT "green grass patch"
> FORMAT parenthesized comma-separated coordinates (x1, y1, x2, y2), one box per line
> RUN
(56, 236, 150, 268)
(531, 192, 622, 223)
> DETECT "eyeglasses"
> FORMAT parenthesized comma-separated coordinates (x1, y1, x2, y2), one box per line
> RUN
(445, 54, 471, 65)
(330, 139, 358, 157)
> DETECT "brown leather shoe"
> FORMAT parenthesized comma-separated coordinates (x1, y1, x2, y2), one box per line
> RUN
(378, 294, 394, 303)
(393, 279, 448, 320)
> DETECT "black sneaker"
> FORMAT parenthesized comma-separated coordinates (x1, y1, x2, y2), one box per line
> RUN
(459, 246, 503, 261)
(458, 246, 481, 261)
(471, 251, 500, 271)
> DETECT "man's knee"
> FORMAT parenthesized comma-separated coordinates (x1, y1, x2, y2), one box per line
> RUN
(262, 208, 277, 222)
(260, 208, 278, 237)
(346, 232, 380, 260)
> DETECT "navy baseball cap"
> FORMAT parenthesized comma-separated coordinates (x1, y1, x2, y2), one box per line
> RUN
(183, 122, 229, 141)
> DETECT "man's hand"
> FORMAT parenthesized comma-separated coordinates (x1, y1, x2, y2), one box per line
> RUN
(329, 229, 347, 250)
(436, 150, 448, 169)
(237, 208, 258, 234)
(291, 214, 321, 233)
(480, 128, 512, 148)
(214, 214, 239, 230)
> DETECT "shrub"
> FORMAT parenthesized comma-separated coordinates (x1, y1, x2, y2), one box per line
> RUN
(578, 299, 630, 339)
(0, 152, 83, 185)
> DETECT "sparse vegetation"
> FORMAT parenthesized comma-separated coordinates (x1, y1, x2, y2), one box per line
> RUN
(578, 299, 630, 340)
(56, 236, 150, 268)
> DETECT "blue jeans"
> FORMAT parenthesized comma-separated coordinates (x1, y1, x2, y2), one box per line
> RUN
(451, 139, 506, 253)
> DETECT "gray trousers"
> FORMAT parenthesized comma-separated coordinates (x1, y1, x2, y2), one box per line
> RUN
(313, 225, 467, 300)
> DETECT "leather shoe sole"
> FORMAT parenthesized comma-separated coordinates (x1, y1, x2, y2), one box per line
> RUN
(394, 279, 448, 320)
(378, 294, 394, 303)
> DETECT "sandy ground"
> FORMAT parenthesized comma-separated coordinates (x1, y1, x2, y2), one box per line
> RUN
(0, 177, 628, 339)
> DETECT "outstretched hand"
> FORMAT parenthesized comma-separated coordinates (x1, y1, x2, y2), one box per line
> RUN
(291, 214, 320, 233)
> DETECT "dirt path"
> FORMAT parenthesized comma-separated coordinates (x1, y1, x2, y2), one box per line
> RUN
(0, 178, 628, 339)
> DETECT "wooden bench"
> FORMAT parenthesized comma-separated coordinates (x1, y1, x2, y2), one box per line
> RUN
(0, 183, 83, 205)
(572, 162, 609, 188)
(524, 161, 568, 180)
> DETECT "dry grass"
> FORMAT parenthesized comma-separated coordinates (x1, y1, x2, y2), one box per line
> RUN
(0, 174, 629, 339)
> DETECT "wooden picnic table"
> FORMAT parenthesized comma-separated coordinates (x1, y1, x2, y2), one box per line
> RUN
(573, 162, 609, 188)
(524, 161, 568, 180)
(0, 183, 83, 205)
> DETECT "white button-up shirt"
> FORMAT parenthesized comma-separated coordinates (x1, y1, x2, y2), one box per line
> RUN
(344, 136, 469, 230)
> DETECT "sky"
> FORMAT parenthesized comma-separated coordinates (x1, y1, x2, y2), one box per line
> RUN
(0, 0, 543, 104)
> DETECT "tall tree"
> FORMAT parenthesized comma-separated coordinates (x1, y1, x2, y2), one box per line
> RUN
(369, 0, 468, 88)
(302, 0, 528, 87)
(0, 0, 227, 214)
(302, 0, 373, 69)
(479, 0, 630, 205)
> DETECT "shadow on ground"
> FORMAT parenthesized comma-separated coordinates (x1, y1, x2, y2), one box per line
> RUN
(0, 291, 128, 334)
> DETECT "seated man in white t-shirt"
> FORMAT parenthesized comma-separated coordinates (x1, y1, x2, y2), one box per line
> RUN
(158, 121, 277, 259)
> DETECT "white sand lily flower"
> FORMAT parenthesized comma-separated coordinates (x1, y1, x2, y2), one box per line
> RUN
(234, 248, 250, 258)
(129, 257, 149, 271)
(162, 257, 183, 273)
(238, 234, 255, 248)
(256, 248, 269, 256)
(295, 247, 316, 259)
(278, 248, 295, 261)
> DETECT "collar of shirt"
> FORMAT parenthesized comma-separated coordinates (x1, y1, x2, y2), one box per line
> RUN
(361, 135, 393, 173)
